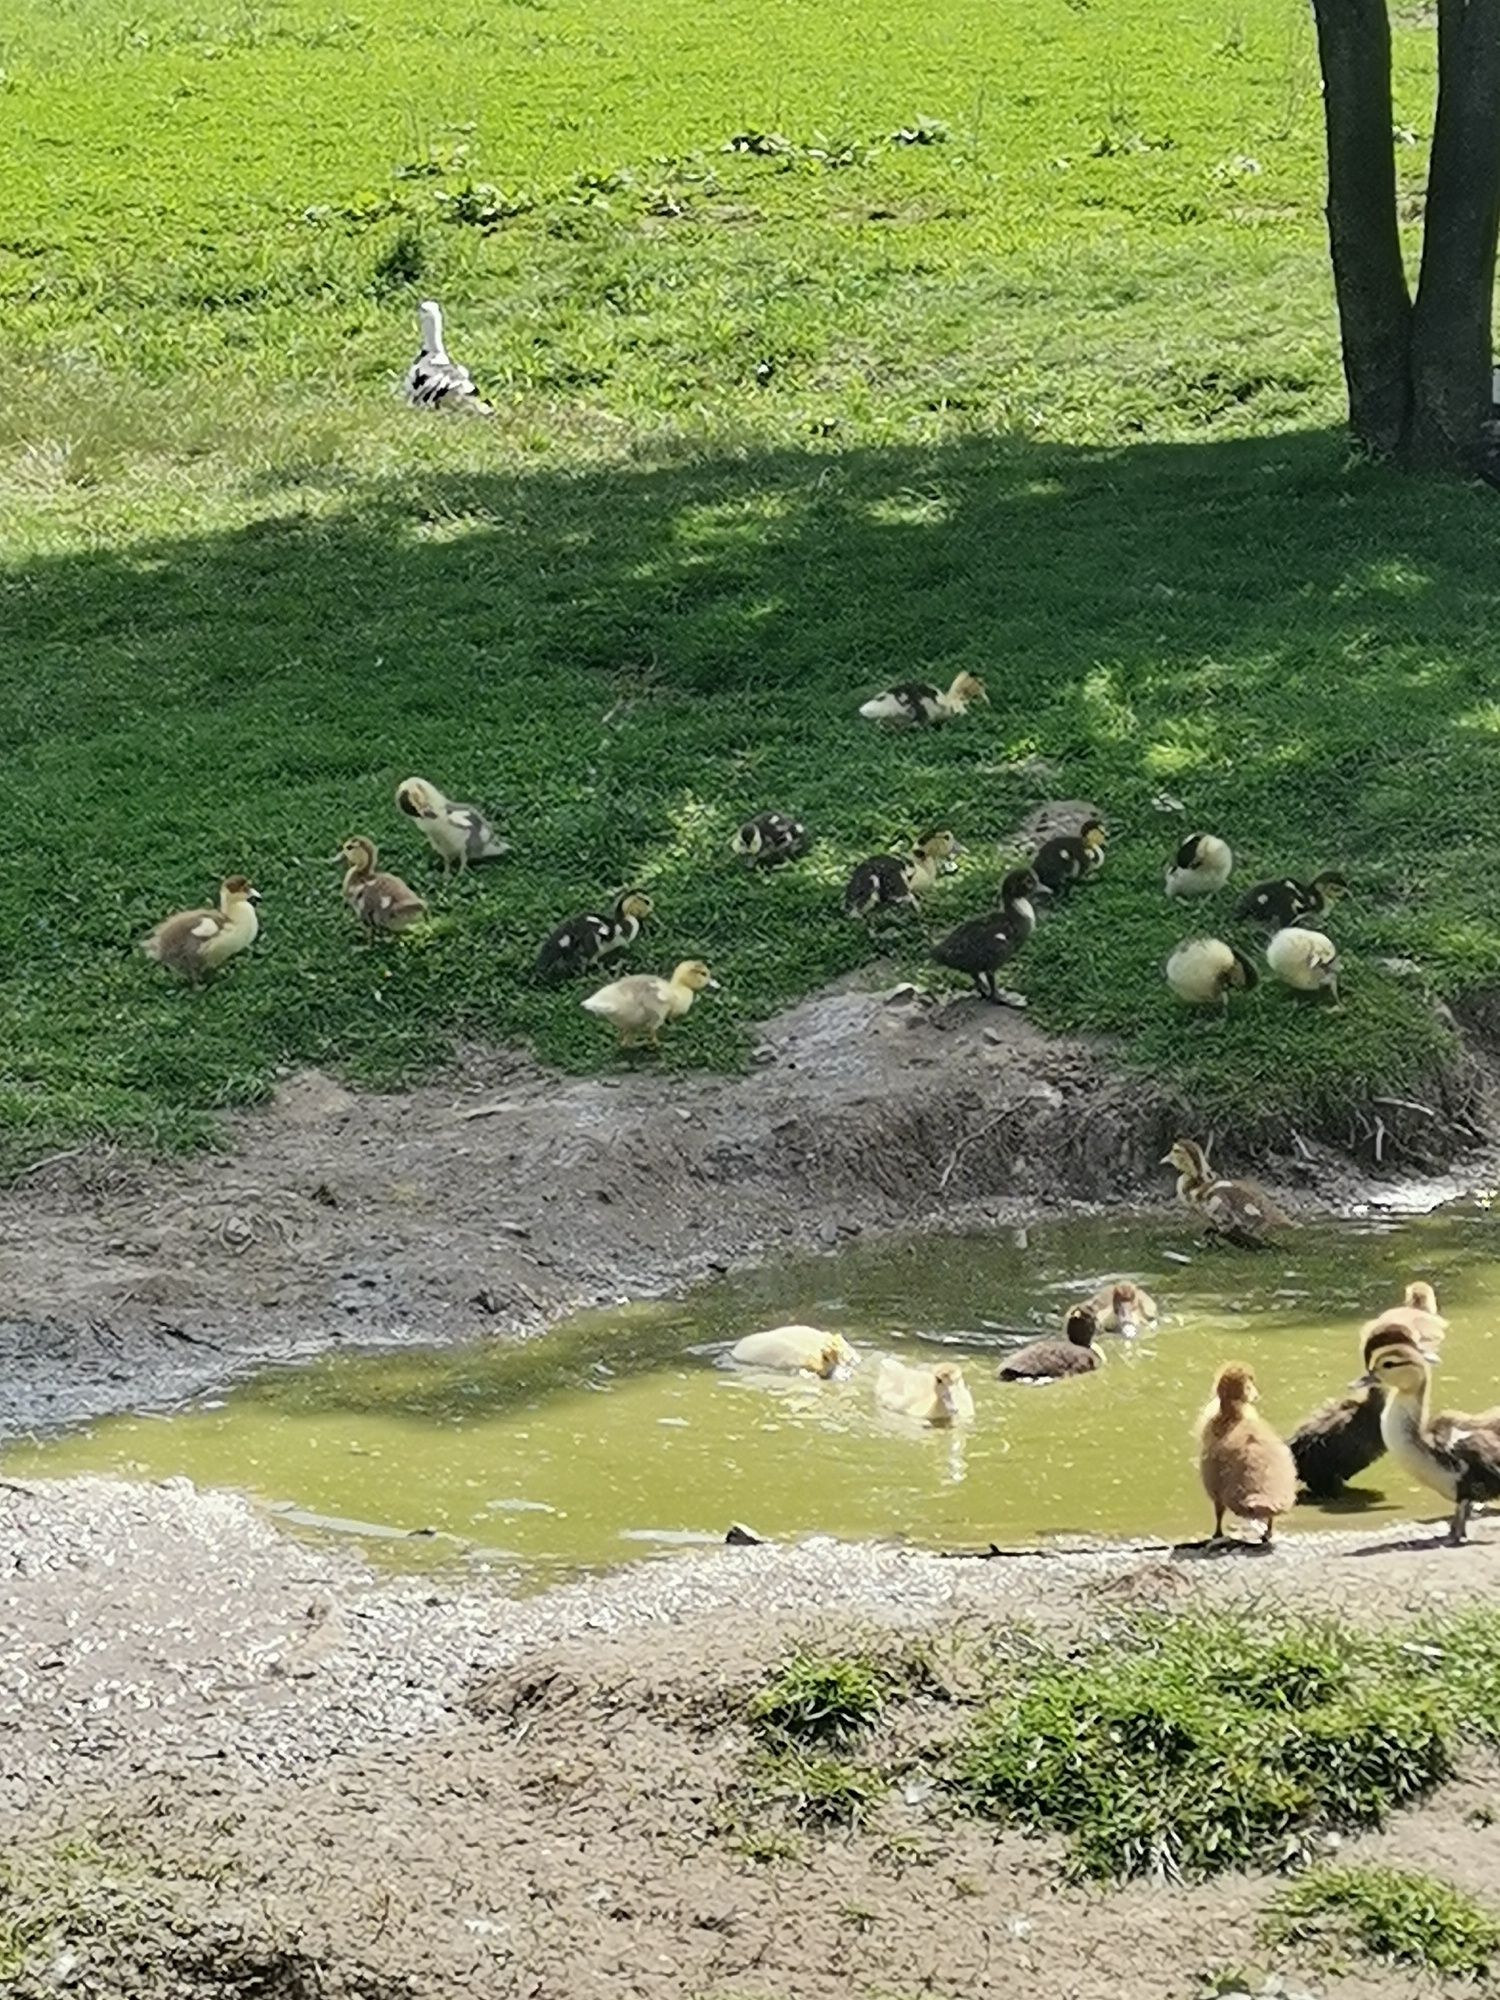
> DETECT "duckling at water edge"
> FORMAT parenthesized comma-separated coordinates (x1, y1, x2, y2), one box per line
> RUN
(1361, 1344, 1500, 1544)
(1236, 871, 1348, 929)
(142, 876, 262, 985)
(534, 891, 653, 980)
(732, 812, 810, 867)
(858, 671, 988, 727)
(581, 959, 718, 1048)
(1032, 818, 1106, 897)
(403, 299, 493, 415)
(1266, 925, 1341, 1002)
(875, 1356, 975, 1425)
(997, 1305, 1101, 1381)
(931, 867, 1039, 1003)
(1197, 1363, 1298, 1544)
(338, 838, 428, 936)
(1165, 833, 1233, 899)
(844, 831, 961, 919)
(730, 1326, 858, 1377)
(1166, 938, 1258, 1011)
(1163, 1139, 1293, 1248)
(395, 777, 509, 875)
(1088, 1280, 1159, 1339)
(1287, 1307, 1451, 1500)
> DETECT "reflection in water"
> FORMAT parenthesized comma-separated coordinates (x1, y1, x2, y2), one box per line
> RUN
(6, 1203, 1499, 1586)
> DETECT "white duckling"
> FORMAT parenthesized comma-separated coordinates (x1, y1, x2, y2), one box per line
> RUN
(730, 1326, 858, 1377)
(403, 299, 493, 415)
(875, 1356, 974, 1426)
(1266, 925, 1341, 1002)
(396, 777, 508, 874)
(581, 959, 717, 1049)
(858, 671, 988, 727)
(142, 875, 262, 985)
(1165, 833, 1233, 899)
(1166, 937, 1257, 1011)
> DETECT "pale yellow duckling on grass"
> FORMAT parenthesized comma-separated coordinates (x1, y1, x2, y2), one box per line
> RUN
(142, 875, 262, 986)
(338, 837, 428, 937)
(1196, 1362, 1298, 1544)
(396, 776, 509, 875)
(582, 959, 718, 1049)
(1266, 924, 1341, 1002)
(730, 1326, 858, 1377)
(874, 1356, 975, 1426)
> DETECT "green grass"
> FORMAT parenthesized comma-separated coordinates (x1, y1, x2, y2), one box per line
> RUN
(2, 0, 1498, 1164)
(748, 1649, 891, 1747)
(1265, 1865, 1500, 1979)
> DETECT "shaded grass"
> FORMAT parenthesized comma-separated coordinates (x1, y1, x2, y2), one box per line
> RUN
(1265, 1865, 1500, 1979)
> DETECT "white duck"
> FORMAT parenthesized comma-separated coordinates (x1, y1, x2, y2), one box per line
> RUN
(730, 1326, 858, 1377)
(875, 1356, 974, 1426)
(403, 300, 493, 415)
(395, 777, 508, 874)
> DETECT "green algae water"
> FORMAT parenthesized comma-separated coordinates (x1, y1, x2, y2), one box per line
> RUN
(7, 1203, 1500, 1585)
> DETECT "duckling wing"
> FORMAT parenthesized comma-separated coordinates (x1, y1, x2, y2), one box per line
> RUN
(451, 804, 509, 860)
(405, 352, 492, 415)
(1451, 1427, 1500, 1501)
(998, 1340, 1086, 1379)
(934, 914, 1018, 973)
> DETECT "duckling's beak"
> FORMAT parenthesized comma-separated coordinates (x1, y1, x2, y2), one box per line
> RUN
(1159, 1151, 1177, 1166)
(1352, 1371, 1377, 1389)
(1032, 881, 1056, 899)
(705, 977, 722, 991)
(247, 889, 263, 904)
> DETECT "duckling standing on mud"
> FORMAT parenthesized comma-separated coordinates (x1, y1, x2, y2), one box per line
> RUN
(1266, 926, 1341, 1003)
(395, 777, 508, 875)
(1165, 833, 1233, 899)
(1165, 938, 1258, 1012)
(858, 671, 987, 727)
(1236, 871, 1348, 929)
(730, 1327, 858, 1377)
(875, 1357, 975, 1426)
(338, 838, 427, 937)
(1163, 1139, 1293, 1249)
(844, 831, 960, 920)
(1197, 1362, 1298, 1544)
(581, 959, 717, 1049)
(732, 812, 810, 867)
(534, 891, 653, 980)
(1032, 818, 1106, 898)
(1361, 1344, 1500, 1545)
(997, 1305, 1101, 1381)
(1088, 1280, 1159, 1339)
(931, 867, 1039, 1003)
(1287, 1309, 1449, 1500)
(142, 876, 262, 986)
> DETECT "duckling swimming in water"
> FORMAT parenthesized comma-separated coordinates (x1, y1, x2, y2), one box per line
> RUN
(844, 831, 960, 919)
(1361, 1343, 1500, 1544)
(875, 1356, 975, 1426)
(1266, 925, 1341, 1002)
(730, 1326, 858, 1377)
(1166, 938, 1258, 1012)
(1359, 1282, 1447, 1362)
(1165, 833, 1233, 899)
(1197, 1362, 1298, 1543)
(1032, 819, 1106, 898)
(732, 812, 809, 867)
(142, 875, 262, 986)
(534, 890, 653, 980)
(998, 1305, 1101, 1381)
(858, 671, 987, 727)
(1088, 1280, 1159, 1339)
(931, 867, 1038, 1003)
(395, 777, 508, 875)
(581, 959, 717, 1049)
(1163, 1139, 1292, 1248)
(1236, 871, 1348, 929)
(339, 838, 427, 936)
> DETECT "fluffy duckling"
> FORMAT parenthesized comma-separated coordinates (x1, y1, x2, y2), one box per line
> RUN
(1165, 833, 1233, 899)
(581, 959, 717, 1049)
(1359, 1284, 1447, 1363)
(1197, 1363, 1298, 1543)
(844, 831, 961, 920)
(858, 671, 988, 727)
(1032, 819, 1106, 897)
(1362, 1344, 1500, 1544)
(1288, 1310, 1451, 1500)
(142, 875, 262, 985)
(1266, 925, 1341, 1002)
(1236, 871, 1348, 929)
(1088, 1280, 1159, 1340)
(730, 1326, 858, 1377)
(1166, 937, 1258, 1011)
(339, 837, 427, 936)
(395, 777, 508, 875)
(875, 1356, 974, 1426)
(404, 299, 493, 415)
(1163, 1139, 1292, 1248)
(998, 1305, 1101, 1381)
(534, 890, 653, 980)
(931, 867, 1039, 1002)
(732, 812, 809, 867)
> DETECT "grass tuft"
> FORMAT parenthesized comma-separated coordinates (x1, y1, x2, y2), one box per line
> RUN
(1265, 1864, 1500, 1978)
(748, 1650, 890, 1747)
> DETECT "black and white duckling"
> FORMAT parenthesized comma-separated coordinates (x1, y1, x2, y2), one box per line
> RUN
(1267, 925, 1341, 1001)
(581, 959, 717, 1049)
(875, 1357, 974, 1426)
(1362, 1344, 1500, 1544)
(1163, 1138, 1292, 1248)
(858, 670, 988, 727)
(1197, 1363, 1297, 1544)
(732, 811, 809, 867)
(403, 299, 493, 415)
(730, 1326, 858, 1377)
(395, 777, 509, 875)
(1165, 833, 1233, 899)
(1088, 1280, 1159, 1339)
(339, 837, 428, 935)
(1033, 819, 1106, 897)
(535, 890, 653, 981)
(142, 875, 262, 985)
(1165, 937, 1258, 1012)
(931, 867, 1039, 1003)
(998, 1305, 1101, 1381)
(844, 830, 961, 919)
(1236, 871, 1348, 929)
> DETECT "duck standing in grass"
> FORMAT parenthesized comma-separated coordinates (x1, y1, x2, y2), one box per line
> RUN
(1165, 833, 1233, 899)
(1165, 937, 1258, 1012)
(875, 1356, 974, 1425)
(844, 831, 960, 920)
(582, 959, 717, 1049)
(396, 777, 508, 875)
(857, 671, 987, 727)
(997, 1305, 1101, 1381)
(142, 875, 262, 986)
(1088, 1280, 1158, 1339)
(1236, 871, 1348, 929)
(1032, 818, 1106, 897)
(1267, 925, 1341, 1003)
(403, 299, 493, 415)
(1197, 1363, 1297, 1544)
(1163, 1139, 1292, 1248)
(1361, 1343, 1500, 1544)
(339, 838, 427, 937)
(534, 890, 653, 980)
(931, 867, 1039, 1003)
(730, 1326, 858, 1376)
(732, 812, 809, 867)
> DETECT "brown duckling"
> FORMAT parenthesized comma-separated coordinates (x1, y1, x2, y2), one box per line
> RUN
(1162, 1139, 1293, 1249)
(1197, 1362, 1297, 1543)
(339, 837, 428, 936)
(1361, 1344, 1500, 1544)
(1088, 1280, 1159, 1340)
(844, 830, 960, 919)
(142, 875, 262, 986)
(997, 1305, 1101, 1381)
(1032, 818, 1106, 897)
(931, 867, 1038, 1002)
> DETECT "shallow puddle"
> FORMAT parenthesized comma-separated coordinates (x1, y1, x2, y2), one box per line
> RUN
(7, 1203, 1500, 1585)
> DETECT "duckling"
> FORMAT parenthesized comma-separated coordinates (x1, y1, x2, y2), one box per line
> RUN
(1165, 938, 1258, 1011)
(1165, 833, 1233, 899)
(534, 890, 653, 981)
(581, 959, 717, 1049)
(1359, 1284, 1447, 1362)
(858, 671, 988, 727)
(1288, 1311, 1453, 1500)
(844, 831, 961, 920)
(1361, 1343, 1500, 1544)
(1266, 925, 1341, 1002)
(1197, 1363, 1298, 1543)
(1235, 871, 1348, 929)
(931, 868, 1039, 1002)
(395, 777, 508, 875)
(339, 837, 428, 936)
(875, 1356, 974, 1426)
(730, 1326, 858, 1377)
(997, 1305, 1101, 1381)
(142, 875, 262, 986)
(1032, 819, 1106, 897)
(1163, 1139, 1292, 1248)
(732, 812, 809, 867)
(404, 299, 493, 415)
(1088, 1280, 1159, 1339)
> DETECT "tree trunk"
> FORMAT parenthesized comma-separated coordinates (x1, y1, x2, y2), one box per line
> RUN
(1310, 0, 1414, 455)
(1408, 0, 1500, 468)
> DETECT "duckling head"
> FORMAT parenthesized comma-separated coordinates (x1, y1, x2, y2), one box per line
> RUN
(618, 890, 654, 922)
(1065, 1305, 1099, 1350)
(1313, 870, 1350, 901)
(396, 778, 441, 820)
(949, 671, 988, 708)
(1358, 1343, 1429, 1396)
(339, 836, 378, 873)
(1213, 1362, 1257, 1413)
(932, 1361, 966, 1410)
(1001, 866, 1040, 903)
(1163, 1138, 1210, 1179)
(917, 829, 962, 864)
(1081, 818, 1107, 852)
(671, 960, 719, 994)
(221, 875, 263, 907)
(1361, 1320, 1441, 1371)
(1405, 1280, 1439, 1316)
(731, 821, 764, 859)
(818, 1333, 858, 1378)
(1111, 1282, 1141, 1338)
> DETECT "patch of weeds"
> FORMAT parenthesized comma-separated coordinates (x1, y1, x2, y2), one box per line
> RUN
(1265, 1865, 1500, 1977)
(729, 1828, 803, 1865)
(433, 180, 535, 228)
(755, 1748, 885, 1829)
(748, 1650, 890, 1747)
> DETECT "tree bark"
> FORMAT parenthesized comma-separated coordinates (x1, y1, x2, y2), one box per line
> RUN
(1310, 0, 1414, 455)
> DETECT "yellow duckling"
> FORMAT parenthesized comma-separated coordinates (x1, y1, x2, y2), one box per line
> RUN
(142, 875, 262, 986)
(1359, 1280, 1447, 1360)
(858, 671, 987, 727)
(339, 837, 428, 936)
(581, 959, 718, 1048)
(1163, 1139, 1293, 1248)
(1361, 1343, 1500, 1544)
(1266, 925, 1340, 1001)
(1088, 1280, 1159, 1339)
(395, 776, 509, 874)
(1196, 1362, 1298, 1543)
(1165, 938, 1257, 1011)
(1165, 833, 1233, 899)
(875, 1356, 974, 1426)
(729, 1326, 858, 1377)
